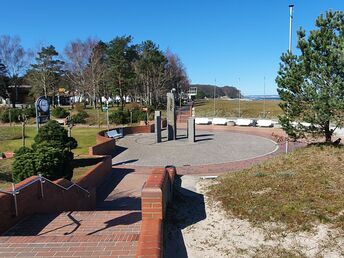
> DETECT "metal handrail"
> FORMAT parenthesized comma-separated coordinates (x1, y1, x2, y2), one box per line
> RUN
(3, 175, 90, 196)
(0, 175, 90, 217)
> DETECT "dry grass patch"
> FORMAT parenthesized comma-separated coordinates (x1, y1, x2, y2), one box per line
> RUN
(194, 99, 282, 118)
(208, 145, 344, 231)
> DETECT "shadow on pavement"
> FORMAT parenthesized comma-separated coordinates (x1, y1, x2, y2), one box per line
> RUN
(97, 196, 141, 211)
(87, 211, 141, 235)
(2, 213, 61, 236)
(96, 167, 135, 205)
(195, 137, 213, 142)
(111, 145, 128, 157)
(164, 175, 206, 258)
(112, 159, 139, 166)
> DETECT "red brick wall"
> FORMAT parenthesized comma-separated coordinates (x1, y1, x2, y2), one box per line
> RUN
(76, 155, 112, 190)
(88, 138, 116, 156)
(123, 124, 155, 135)
(0, 176, 93, 234)
(90, 124, 156, 156)
(137, 167, 177, 258)
(0, 155, 112, 234)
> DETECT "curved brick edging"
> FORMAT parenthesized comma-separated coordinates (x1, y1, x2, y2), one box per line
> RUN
(136, 167, 176, 258)
(89, 124, 155, 156)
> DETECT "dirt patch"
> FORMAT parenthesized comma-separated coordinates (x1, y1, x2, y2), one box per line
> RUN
(180, 180, 344, 257)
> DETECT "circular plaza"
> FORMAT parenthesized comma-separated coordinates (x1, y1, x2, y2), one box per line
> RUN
(112, 129, 279, 167)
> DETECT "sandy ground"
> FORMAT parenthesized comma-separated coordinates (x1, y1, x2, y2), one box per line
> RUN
(165, 176, 344, 258)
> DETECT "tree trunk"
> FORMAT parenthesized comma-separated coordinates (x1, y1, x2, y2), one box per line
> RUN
(324, 121, 332, 143)
(11, 85, 17, 108)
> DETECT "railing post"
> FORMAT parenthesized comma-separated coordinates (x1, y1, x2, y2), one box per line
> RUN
(285, 139, 289, 153)
(39, 174, 45, 199)
(11, 183, 19, 217)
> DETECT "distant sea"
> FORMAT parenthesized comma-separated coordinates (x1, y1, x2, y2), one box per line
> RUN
(244, 95, 280, 100)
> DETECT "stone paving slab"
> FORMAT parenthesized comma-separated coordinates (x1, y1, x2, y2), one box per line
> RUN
(112, 129, 279, 167)
(113, 126, 304, 176)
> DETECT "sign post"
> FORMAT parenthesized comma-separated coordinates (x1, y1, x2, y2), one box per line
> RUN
(102, 99, 109, 131)
(35, 96, 50, 132)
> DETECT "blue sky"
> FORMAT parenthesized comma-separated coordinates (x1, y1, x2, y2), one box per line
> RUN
(2, 0, 343, 95)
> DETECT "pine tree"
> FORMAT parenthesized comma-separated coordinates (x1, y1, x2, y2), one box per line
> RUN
(27, 45, 64, 101)
(276, 10, 344, 143)
(0, 62, 9, 100)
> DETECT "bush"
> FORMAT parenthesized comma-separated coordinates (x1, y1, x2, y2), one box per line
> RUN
(33, 120, 77, 150)
(109, 109, 129, 124)
(12, 144, 73, 182)
(0, 108, 22, 123)
(22, 107, 36, 118)
(74, 103, 85, 112)
(51, 107, 70, 118)
(71, 111, 89, 124)
(0, 108, 36, 123)
(12, 121, 77, 182)
(131, 109, 147, 123)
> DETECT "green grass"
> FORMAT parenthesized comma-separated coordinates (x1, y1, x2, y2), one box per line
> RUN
(208, 145, 344, 231)
(194, 99, 282, 118)
(0, 126, 100, 155)
(0, 125, 102, 189)
(50, 103, 144, 126)
(0, 126, 23, 141)
(0, 158, 13, 190)
(71, 156, 104, 182)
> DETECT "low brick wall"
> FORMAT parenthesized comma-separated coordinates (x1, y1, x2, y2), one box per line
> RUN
(137, 167, 176, 258)
(76, 155, 112, 190)
(89, 137, 116, 156)
(0, 155, 112, 234)
(123, 124, 155, 135)
(89, 124, 155, 156)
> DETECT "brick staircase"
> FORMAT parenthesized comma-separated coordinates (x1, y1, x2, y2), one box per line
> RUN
(0, 168, 153, 258)
(0, 210, 140, 257)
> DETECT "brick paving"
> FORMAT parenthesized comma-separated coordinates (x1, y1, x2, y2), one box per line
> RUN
(0, 169, 149, 258)
(0, 235, 138, 257)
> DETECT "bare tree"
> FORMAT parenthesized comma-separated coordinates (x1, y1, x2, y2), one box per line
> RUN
(63, 38, 96, 107)
(165, 50, 190, 105)
(0, 35, 30, 107)
(85, 41, 107, 108)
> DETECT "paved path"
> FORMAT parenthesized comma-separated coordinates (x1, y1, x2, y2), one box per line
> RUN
(113, 129, 278, 167)
(97, 167, 151, 211)
(113, 125, 303, 175)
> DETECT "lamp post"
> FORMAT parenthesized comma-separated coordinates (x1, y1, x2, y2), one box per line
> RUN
(263, 76, 266, 117)
(213, 79, 216, 116)
(289, 4, 294, 53)
(238, 78, 241, 117)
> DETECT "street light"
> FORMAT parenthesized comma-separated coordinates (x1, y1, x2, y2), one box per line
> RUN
(289, 4, 294, 53)
(213, 79, 216, 116)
